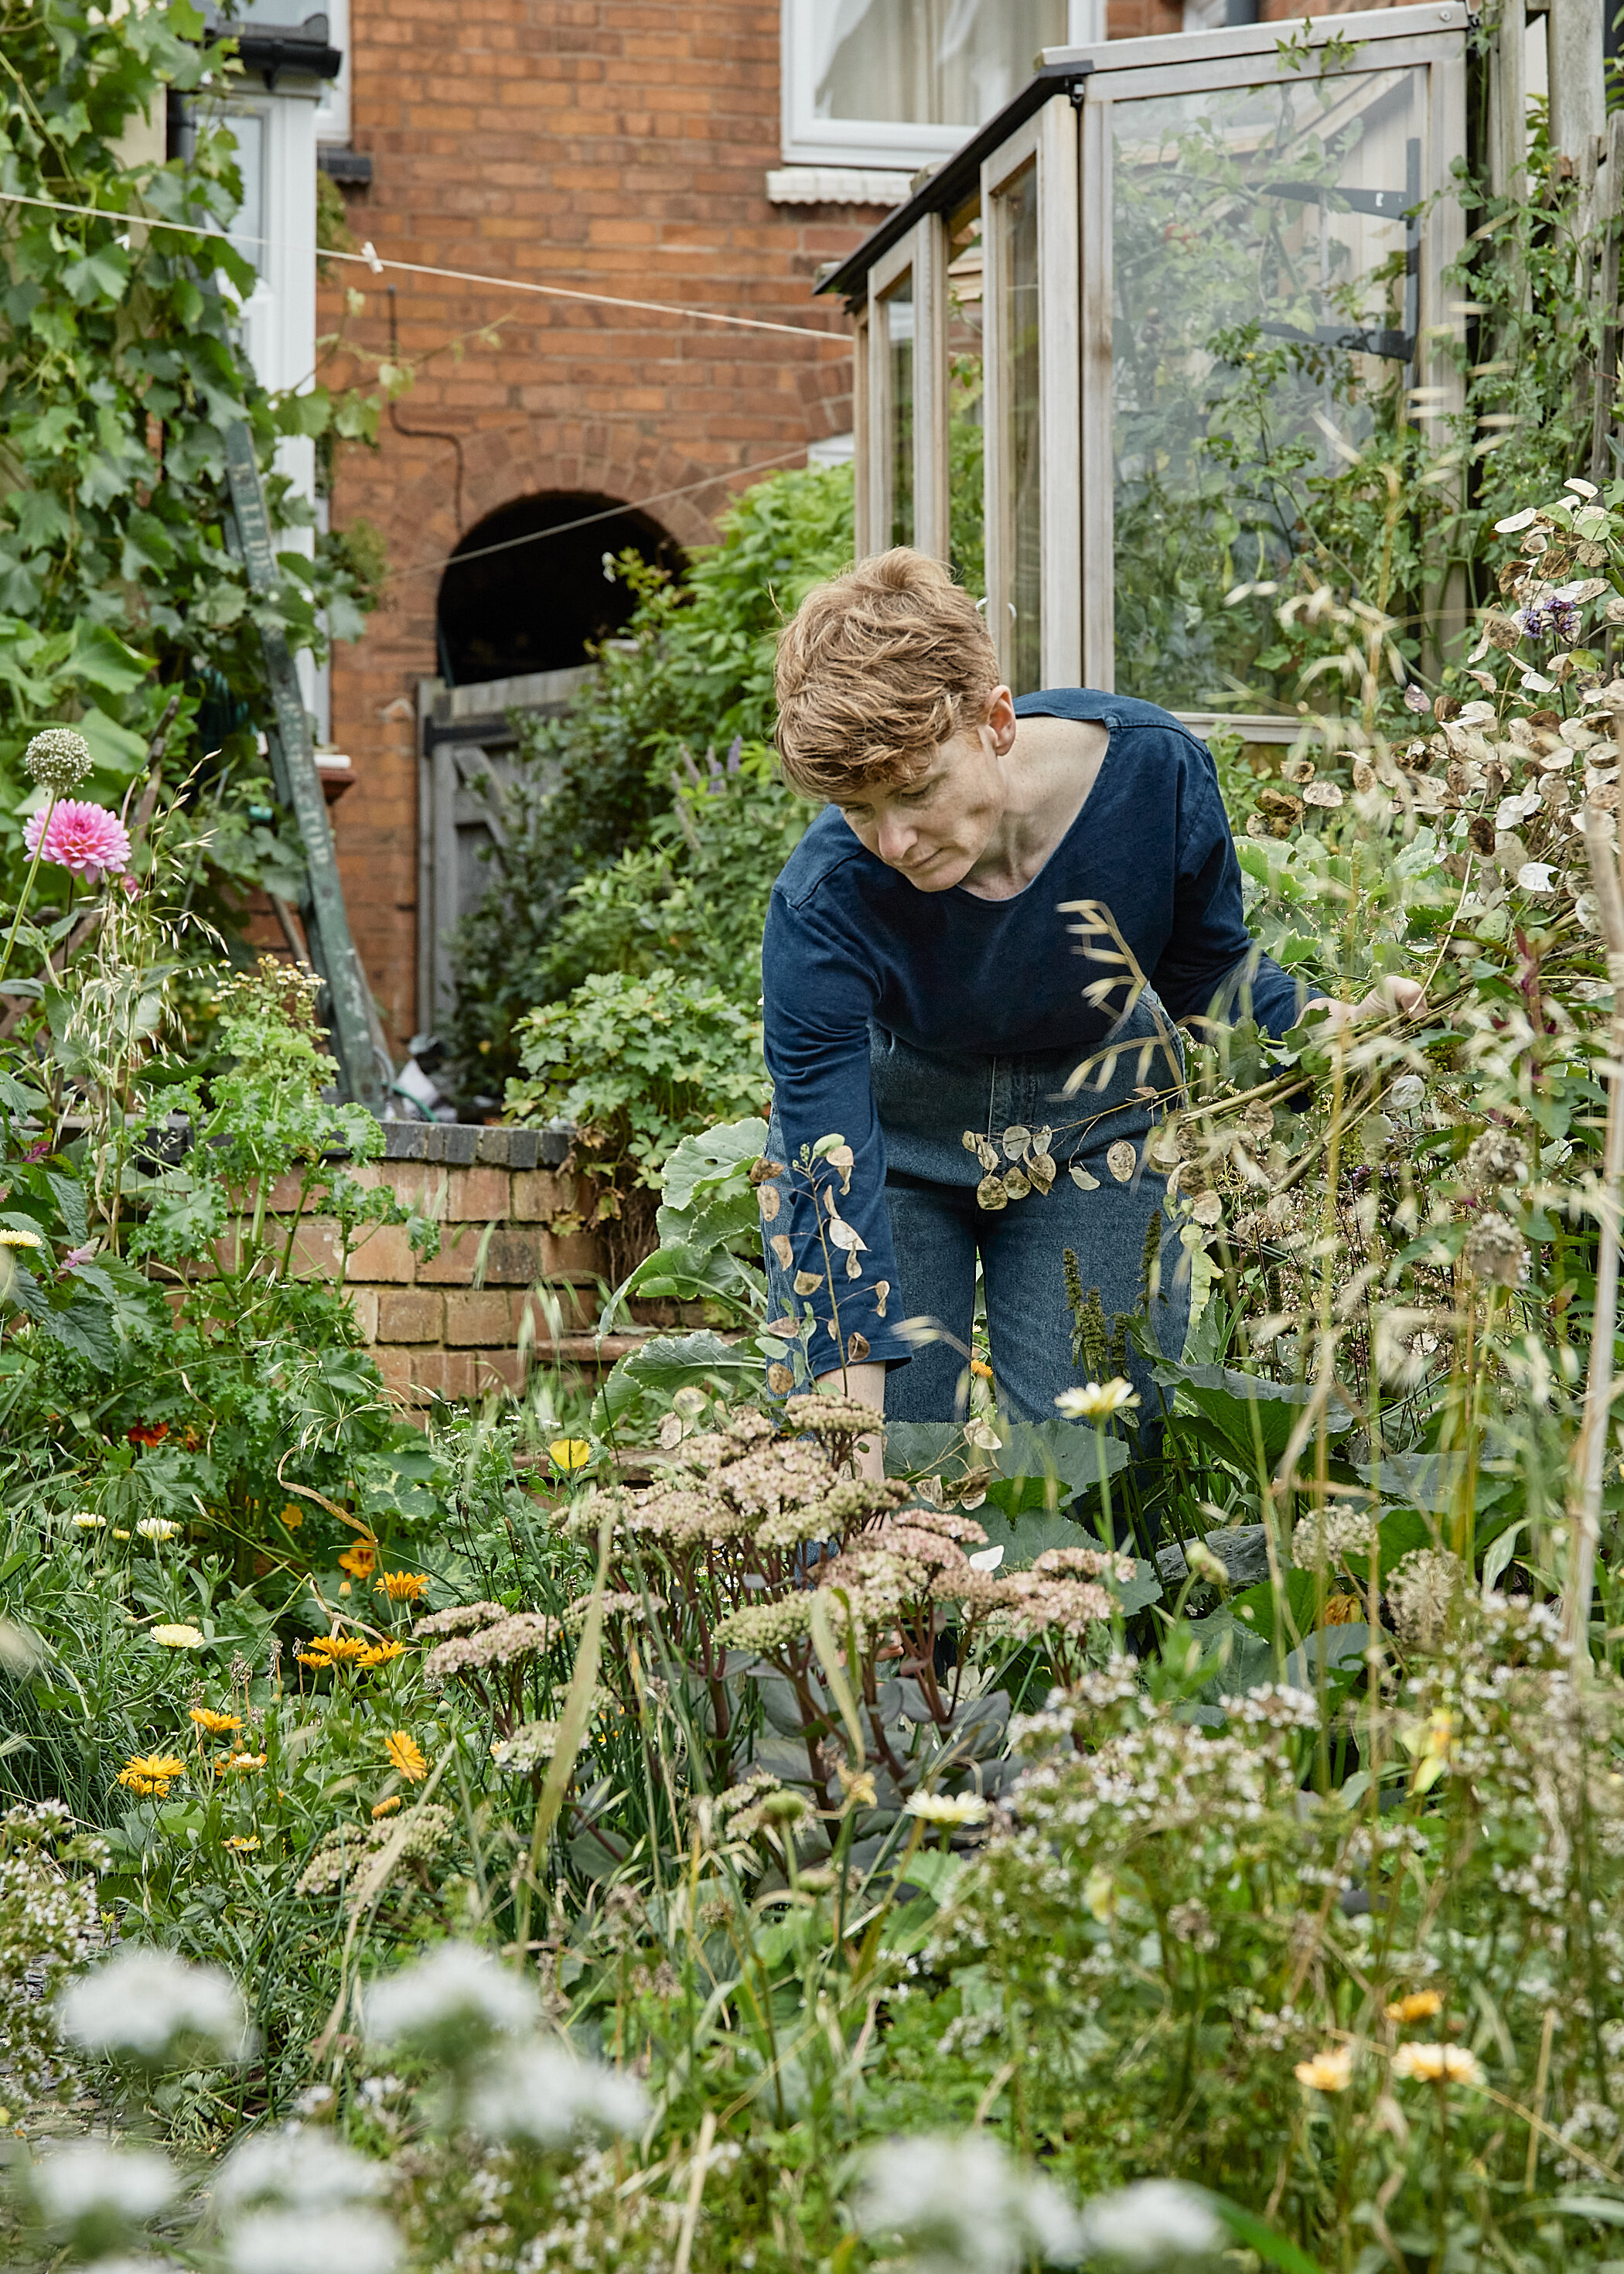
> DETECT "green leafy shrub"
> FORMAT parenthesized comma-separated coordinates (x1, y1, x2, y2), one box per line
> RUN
(445, 464, 851, 1087)
(505, 969, 769, 1276)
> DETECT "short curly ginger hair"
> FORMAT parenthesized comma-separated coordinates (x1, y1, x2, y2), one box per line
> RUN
(774, 548, 1001, 798)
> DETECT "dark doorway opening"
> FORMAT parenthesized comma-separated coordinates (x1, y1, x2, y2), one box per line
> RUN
(435, 493, 683, 686)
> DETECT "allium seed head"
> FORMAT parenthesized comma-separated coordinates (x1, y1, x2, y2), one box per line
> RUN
(22, 727, 94, 794)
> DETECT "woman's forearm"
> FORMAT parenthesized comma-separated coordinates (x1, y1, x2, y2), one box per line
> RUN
(814, 1361, 886, 1480)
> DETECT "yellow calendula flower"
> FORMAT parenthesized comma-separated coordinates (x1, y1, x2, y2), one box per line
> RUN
(338, 1539, 377, 1579)
(223, 1835, 261, 1853)
(217, 1752, 267, 1777)
(189, 1706, 243, 1736)
(1295, 2046, 1354, 2093)
(357, 1641, 407, 1670)
(279, 1503, 304, 1529)
(1385, 1989, 1444, 2025)
(151, 1623, 205, 1649)
(904, 1792, 989, 1828)
(548, 1438, 593, 1472)
(0, 1227, 44, 1250)
(117, 1753, 186, 1798)
(374, 1570, 431, 1603)
(969, 1358, 995, 1381)
(384, 1730, 428, 1783)
(1392, 2043, 1484, 2088)
(296, 1634, 370, 1670)
(370, 1795, 402, 1820)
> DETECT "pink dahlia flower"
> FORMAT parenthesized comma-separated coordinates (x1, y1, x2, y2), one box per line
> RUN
(23, 799, 131, 884)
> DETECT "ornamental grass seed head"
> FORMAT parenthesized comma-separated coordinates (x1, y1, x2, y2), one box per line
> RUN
(854, 2132, 1083, 2274)
(22, 726, 94, 794)
(57, 1945, 250, 2068)
(362, 1940, 539, 2067)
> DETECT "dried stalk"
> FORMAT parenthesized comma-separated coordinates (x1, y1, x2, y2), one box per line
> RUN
(1568, 781, 1624, 1656)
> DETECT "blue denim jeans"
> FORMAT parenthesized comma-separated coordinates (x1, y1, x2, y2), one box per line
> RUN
(766, 992, 1191, 1426)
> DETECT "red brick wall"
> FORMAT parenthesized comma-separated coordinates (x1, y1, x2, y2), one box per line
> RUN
(322, 2, 886, 1050)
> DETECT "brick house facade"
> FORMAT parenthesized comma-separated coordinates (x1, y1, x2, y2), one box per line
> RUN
(319, 0, 1407, 1053)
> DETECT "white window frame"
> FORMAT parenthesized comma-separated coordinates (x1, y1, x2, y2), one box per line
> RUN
(782, 0, 1103, 171)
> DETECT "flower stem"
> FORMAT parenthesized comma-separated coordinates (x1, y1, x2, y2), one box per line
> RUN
(0, 792, 56, 991)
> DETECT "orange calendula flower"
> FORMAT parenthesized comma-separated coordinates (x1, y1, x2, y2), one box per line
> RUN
(117, 1752, 185, 1797)
(357, 1641, 407, 1670)
(189, 1706, 243, 1735)
(279, 1503, 305, 1529)
(548, 1438, 592, 1472)
(217, 1751, 268, 1776)
(223, 1835, 261, 1853)
(375, 1570, 431, 1603)
(384, 1730, 428, 1783)
(370, 1795, 402, 1819)
(1384, 1989, 1444, 2024)
(969, 1359, 995, 1381)
(1393, 2043, 1484, 2088)
(338, 1539, 378, 1579)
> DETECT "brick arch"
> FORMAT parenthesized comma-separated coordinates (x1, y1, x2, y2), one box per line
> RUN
(379, 419, 759, 587)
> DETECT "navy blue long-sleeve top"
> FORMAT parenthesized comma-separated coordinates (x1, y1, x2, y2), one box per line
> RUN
(760, 688, 1304, 1367)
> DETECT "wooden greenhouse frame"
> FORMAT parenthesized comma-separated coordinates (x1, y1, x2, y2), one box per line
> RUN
(820, 2, 1474, 739)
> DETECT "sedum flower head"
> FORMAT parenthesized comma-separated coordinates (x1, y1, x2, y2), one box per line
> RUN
(22, 726, 94, 794)
(1077, 2180, 1222, 2267)
(226, 2207, 401, 2274)
(29, 2138, 176, 2248)
(854, 2130, 1083, 2274)
(216, 2125, 386, 2216)
(1055, 1377, 1140, 1422)
(362, 1940, 538, 2066)
(466, 2040, 649, 2146)
(57, 1945, 250, 2067)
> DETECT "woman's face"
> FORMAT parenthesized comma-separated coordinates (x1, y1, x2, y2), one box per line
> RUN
(834, 687, 1016, 891)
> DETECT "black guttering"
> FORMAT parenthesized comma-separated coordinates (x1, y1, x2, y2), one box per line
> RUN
(814, 57, 1095, 309)
(209, 12, 343, 87)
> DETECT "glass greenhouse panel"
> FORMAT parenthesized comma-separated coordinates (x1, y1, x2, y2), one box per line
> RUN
(1110, 63, 1423, 710)
(947, 203, 986, 600)
(998, 160, 1042, 694)
(883, 275, 916, 548)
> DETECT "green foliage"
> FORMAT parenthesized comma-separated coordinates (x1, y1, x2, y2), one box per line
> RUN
(445, 465, 851, 1086)
(0, 0, 384, 938)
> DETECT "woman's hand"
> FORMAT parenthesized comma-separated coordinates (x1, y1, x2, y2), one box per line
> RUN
(1307, 975, 1426, 1034)
(814, 1362, 887, 1480)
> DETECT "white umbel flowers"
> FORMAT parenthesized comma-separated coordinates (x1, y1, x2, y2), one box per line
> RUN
(57, 1945, 249, 2067)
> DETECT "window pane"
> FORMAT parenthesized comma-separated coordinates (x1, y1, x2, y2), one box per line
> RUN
(884, 276, 915, 548)
(999, 162, 1042, 695)
(814, 1, 1069, 129)
(1110, 67, 1424, 711)
(947, 204, 986, 600)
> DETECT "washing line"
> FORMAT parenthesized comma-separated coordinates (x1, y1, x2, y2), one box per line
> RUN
(391, 445, 828, 583)
(0, 186, 848, 345)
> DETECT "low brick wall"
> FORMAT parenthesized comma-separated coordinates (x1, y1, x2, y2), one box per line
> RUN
(262, 1124, 666, 1410)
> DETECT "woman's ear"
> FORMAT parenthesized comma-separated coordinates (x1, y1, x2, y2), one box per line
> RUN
(986, 685, 1018, 756)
